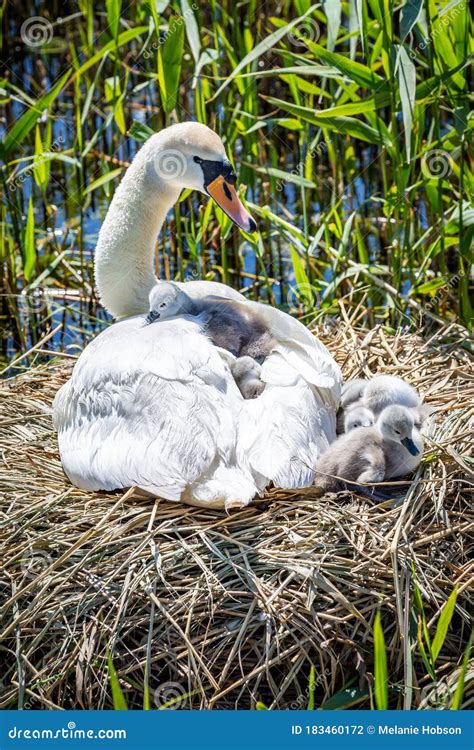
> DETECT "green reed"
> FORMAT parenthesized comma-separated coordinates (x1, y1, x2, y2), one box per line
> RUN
(0, 0, 472, 369)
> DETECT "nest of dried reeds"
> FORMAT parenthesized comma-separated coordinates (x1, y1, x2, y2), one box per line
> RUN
(0, 314, 472, 710)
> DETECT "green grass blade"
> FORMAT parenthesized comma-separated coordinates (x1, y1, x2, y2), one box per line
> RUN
(396, 45, 416, 162)
(73, 27, 148, 78)
(451, 631, 473, 710)
(107, 653, 128, 710)
(211, 4, 318, 99)
(84, 168, 123, 195)
(105, 0, 122, 39)
(307, 666, 316, 710)
(306, 41, 389, 92)
(374, 612, 388, 710)
(23, 197, 36, 283)
(158, 17, 185, 115)
(400, 0, 423, 45)
(3, 70, 70, 156)
(324, 0, 341, 51)
(431, 586, 458, 665)
(180, 0, 200, 63)
(264, 97, 392, 146)
(319, 685, 368, 710)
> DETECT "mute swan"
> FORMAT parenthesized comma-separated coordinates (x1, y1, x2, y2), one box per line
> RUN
(315, 405, 424, 492)
(53, 122, 341, 509)
(147, 281, 276, 398)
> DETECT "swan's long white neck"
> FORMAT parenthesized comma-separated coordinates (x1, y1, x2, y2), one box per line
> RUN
(94, 139, 181, 319)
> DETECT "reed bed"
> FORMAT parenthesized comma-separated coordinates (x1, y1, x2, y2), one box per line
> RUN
(1, 0, 473, 370)
(0, 313, 472, 710)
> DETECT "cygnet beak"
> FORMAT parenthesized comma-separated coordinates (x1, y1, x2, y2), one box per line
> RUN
(401, 436, 419, 456)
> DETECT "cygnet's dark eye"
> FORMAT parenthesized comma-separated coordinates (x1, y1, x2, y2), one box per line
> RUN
(394, 429, 401, 435)
(160, 302, 166, 308)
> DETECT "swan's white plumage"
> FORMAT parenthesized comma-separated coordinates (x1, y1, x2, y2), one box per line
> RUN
(53, 122, 342, 508)
(54, 310, 340, 507)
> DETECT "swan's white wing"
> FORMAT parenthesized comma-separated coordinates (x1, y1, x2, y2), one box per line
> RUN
(230, 301, 340, 488)
(248, 302, 341, 395)
(237, 352, 337, 489)
(53, 316, 253, 503)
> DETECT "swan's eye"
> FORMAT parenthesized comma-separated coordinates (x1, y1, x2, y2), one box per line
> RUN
(160, 302, 166, 308)
(394, 429, 401, 435)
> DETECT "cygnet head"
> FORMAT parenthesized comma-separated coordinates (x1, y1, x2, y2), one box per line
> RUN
(344, 406, 374, 432)
(377, 405, 419, 456)
(147, 282, 193, 323)
(144, 122, 257, 233)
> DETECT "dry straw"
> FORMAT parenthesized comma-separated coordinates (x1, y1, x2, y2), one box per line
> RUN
(0, 310, 472, 710)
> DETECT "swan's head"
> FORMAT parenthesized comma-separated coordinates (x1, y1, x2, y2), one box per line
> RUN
(145, 122, 257, 233)
(377, 405, 419, 455)
(344, 406, 374, 432)
(146, 282, 193, 323)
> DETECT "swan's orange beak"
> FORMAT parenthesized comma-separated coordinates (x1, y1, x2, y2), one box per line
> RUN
(206, 175, 257, 233)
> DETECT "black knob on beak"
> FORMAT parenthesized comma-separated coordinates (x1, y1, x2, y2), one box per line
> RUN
(222, 159, 237, 185)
